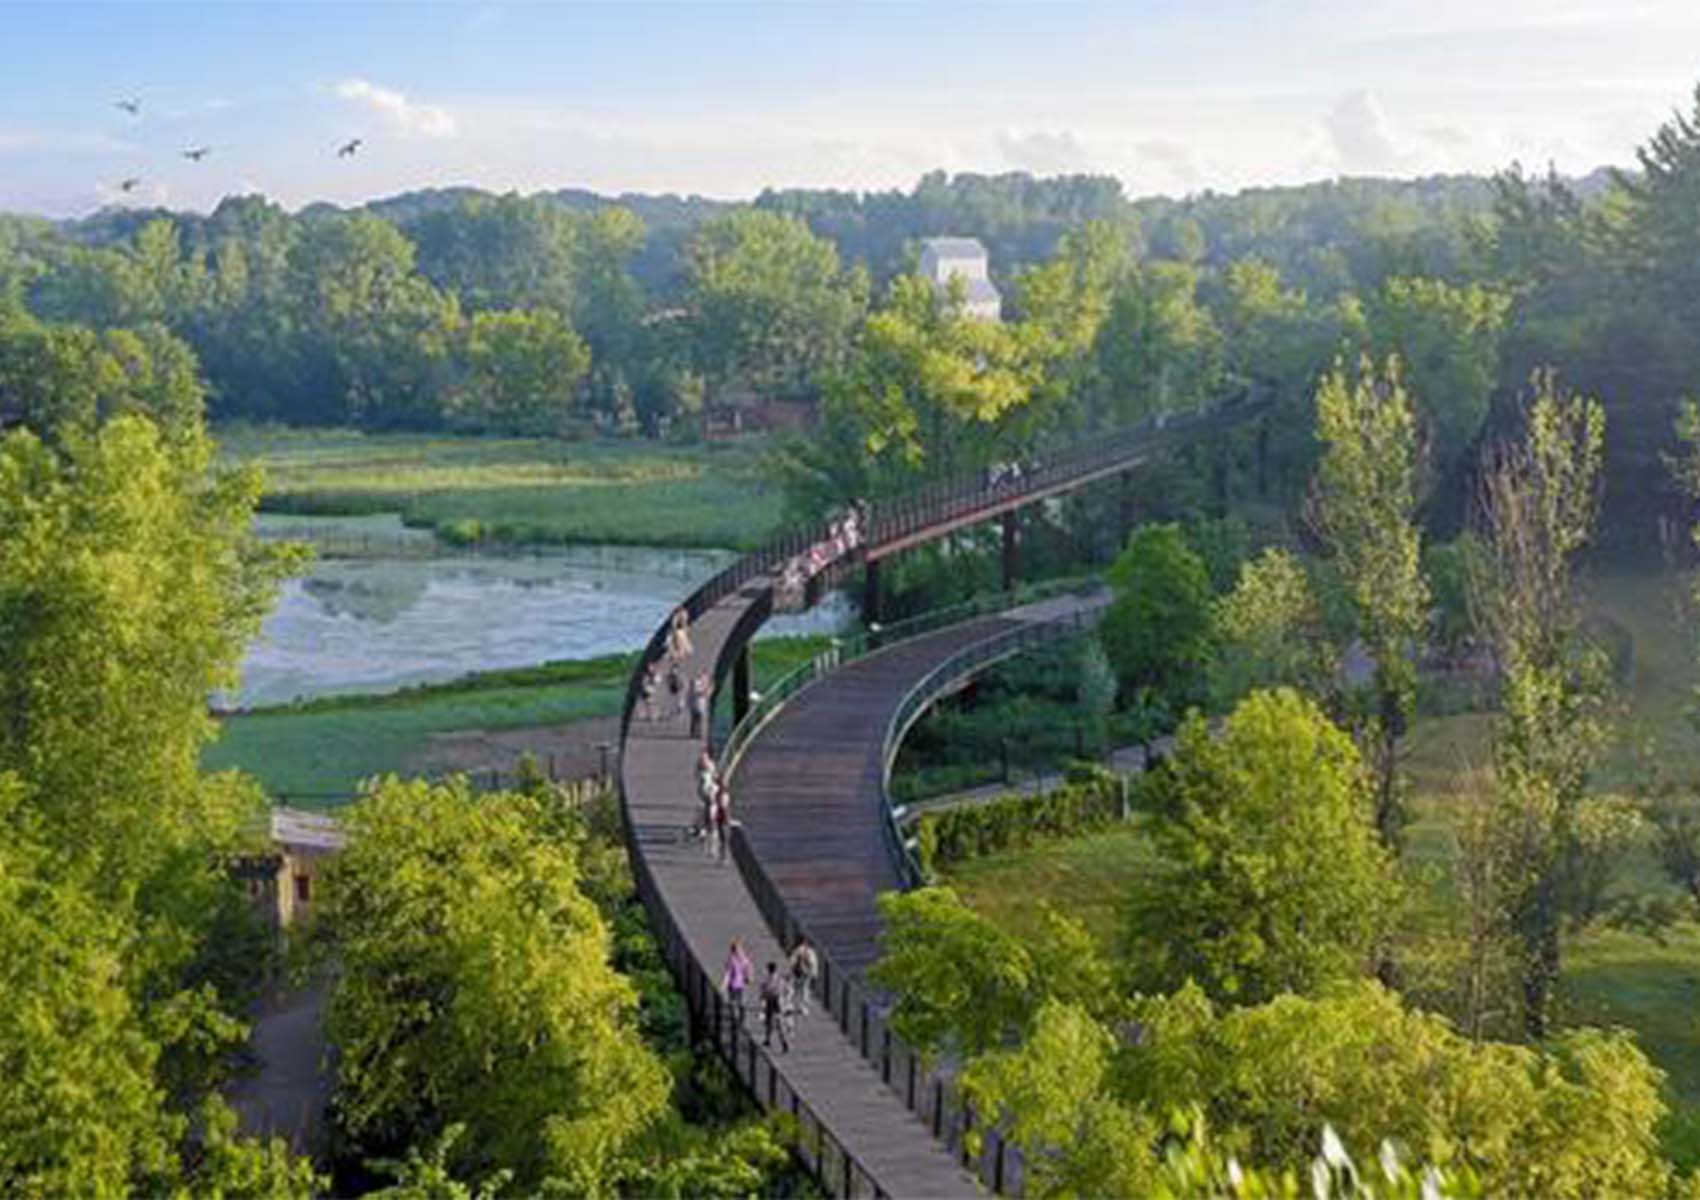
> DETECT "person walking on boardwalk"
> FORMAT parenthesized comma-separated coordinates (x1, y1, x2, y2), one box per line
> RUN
(760, 961, 791, 1053)
(722, 940, 752, 1026)
(788, 935, 819, 1016)
(639, 661, 660, 722)
(666, 658, 685, 718)
(688, 671, 711, 740)
(712, 782, 733, 864)
(692, 748, 718, 841)
(668, 606, 694, 660)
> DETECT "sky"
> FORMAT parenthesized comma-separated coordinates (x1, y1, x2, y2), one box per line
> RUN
(1, 1, 1697, 218)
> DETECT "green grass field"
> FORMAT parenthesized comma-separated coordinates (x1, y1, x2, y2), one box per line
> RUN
(216, 424, 786, 550)
(205, 636, 830, 802)
(943, 566, 1700, 1155)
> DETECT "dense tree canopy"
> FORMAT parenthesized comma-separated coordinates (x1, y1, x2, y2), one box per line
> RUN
(320, 778, 670, 1192)
(1127, 688, 1398, 1004)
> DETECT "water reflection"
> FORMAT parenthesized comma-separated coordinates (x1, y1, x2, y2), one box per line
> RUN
(235, 530, 849, 708)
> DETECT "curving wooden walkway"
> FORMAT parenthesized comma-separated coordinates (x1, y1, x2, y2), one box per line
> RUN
(617, 404, 1257, 1195)
(622, 579, 980, 1197)
(730, 593, 1108, 977)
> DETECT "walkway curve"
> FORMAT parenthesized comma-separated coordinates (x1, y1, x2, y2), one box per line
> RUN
(616, 403, 1254, 1196)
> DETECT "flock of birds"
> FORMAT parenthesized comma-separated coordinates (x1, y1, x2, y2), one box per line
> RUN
(110, 96, 362, 196)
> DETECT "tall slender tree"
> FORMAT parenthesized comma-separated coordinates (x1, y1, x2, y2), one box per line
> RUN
(1310, 355, 1428, 851)
(1470, 370, 1608, 1039)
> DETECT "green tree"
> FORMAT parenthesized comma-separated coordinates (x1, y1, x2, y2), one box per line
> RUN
(682, 209, 866, 405)
(962, 1001, 1162, 1198)
(1099, 523, 1215, 703)
(285, 212, 460, 428)
(1470, 371, 1611, 1039)
(774, 272, 1045, 513)
(0, 308, 205, 442)
(450, 308, 590, 435)
(0, 402, 311, 1193)
(1208, 547, 1340, 708)
(1363, 277, 1509, 482)
(1125, 981, 1672, 1198)
(1311, 356, 1428, 850)
(869, 888, 1116, 1060)
(1127, 689, 1397, 1004)
(1093, 261, 1223, 427)
(320, 777, 669, 1192)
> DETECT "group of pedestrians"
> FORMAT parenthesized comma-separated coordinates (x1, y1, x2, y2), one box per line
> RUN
(650, 574, 828, 1059)
(775, 502, 867, 612)
(720, 935, 819, 1054)
(637, 607, 711, 735)
(692, 747, 735, 863)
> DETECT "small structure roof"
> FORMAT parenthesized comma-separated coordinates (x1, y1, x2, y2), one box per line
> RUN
(920, 236, 989, 258)
(270, 806, 347, 852)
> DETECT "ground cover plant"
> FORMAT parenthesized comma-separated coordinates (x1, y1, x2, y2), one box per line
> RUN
(217, 424, 784, 550)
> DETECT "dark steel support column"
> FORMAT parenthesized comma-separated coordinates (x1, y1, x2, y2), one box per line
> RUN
(863, 556, 882, 628)
(1001, 510, 1019, 593)
(733, 645, 751, 725)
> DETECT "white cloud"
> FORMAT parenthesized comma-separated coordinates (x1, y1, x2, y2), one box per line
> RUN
(1324, 89, 1408, 174)
(0, 127, 136, 154)
(996, 128, 1091, 174)
(334, 78, 457, 139)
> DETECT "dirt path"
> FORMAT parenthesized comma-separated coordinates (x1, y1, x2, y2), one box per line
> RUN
(228, 983, 330, 1157)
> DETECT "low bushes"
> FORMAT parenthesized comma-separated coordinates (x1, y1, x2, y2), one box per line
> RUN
(914, 765, 1127, 877)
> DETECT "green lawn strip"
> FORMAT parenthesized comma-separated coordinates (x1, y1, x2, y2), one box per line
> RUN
(205, 636, 830, 803)
(943, 823, 1159, 949)
(216, 424, 785, 550)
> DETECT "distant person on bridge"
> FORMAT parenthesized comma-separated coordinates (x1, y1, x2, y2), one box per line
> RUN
(712, 783, 733, 864)
(722, 940, 752, 1026)
(692, 748, 718, 840)
(689, 671, 711, 740)
(788, 935, 818, 1016)
(639, 662, 660, 722)
(760, 962, 791, 1053)
(668, 607, 694, 660)
(666, 658, 685, 718)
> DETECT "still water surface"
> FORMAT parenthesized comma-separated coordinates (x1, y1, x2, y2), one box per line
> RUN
(234, 515, 848, 707)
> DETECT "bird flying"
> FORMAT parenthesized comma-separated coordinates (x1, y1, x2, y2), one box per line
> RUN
(119, 177, 141, 193)
(337, 137, 363, 158)
(182, 146, 211, 162)
(115, 98, 141, 117)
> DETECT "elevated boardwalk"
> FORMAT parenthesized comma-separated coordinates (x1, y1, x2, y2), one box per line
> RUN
(617, 404, 1255, 1196)
(731, 595, 1108, 977)
(622, 581, 979, 1197)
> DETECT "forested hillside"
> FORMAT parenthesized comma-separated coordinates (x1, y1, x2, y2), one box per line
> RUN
(6, 89, 1700, 552)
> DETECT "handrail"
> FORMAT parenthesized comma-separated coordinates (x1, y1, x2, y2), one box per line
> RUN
(877, 599, 1112, 885)
(716, 576, 1092, 784)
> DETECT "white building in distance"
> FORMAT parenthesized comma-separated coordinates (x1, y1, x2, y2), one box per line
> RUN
(918, 237, 1002, 321)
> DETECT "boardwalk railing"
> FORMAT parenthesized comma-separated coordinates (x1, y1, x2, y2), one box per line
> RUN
(725, 823, 1028, 1195)
(878, 601, 1112, 886)
(716, 577, 1092, 779)
(620, 804, 897, 1198)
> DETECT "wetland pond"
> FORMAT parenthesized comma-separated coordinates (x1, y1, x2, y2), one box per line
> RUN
(233, 514, 849, 708)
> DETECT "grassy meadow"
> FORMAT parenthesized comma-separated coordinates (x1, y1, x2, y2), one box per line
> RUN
(943, 565, 1700, 1158)
(216, 424, 786, 550)
(207, 635, 830, 802)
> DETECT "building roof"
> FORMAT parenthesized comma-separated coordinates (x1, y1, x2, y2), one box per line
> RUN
(920, 236, 989, 259)
(270, 806, 347, 852)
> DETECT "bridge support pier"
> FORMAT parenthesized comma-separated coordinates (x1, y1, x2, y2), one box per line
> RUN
(1001, 510, 1019, 593)
(733, 645, 751, 726)
(863, 557, 882, 629)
